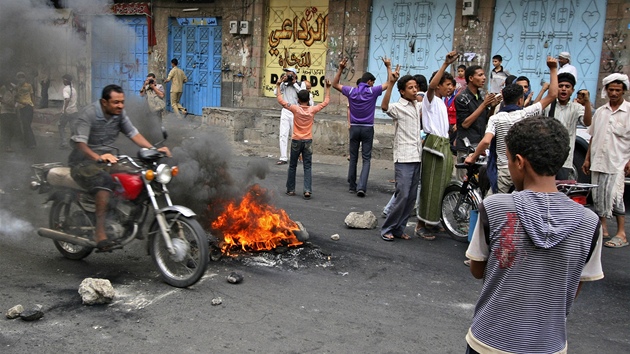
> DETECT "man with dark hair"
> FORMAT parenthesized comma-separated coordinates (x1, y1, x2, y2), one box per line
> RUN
(489, 54, 509, 93)
(15, 71, 36, 148)
(454, 65, 497, 180)
(69, 84, 171, 251)
(543, 73, 592, 179)
(515, 75, 534, 106)
(140, 73, 166, 122)
(465, 56, 558, 193)
(583, 73, 630, 248)
(416, 51, 459, 239)
(465, 116, 603, 354)
(164, 58, 188, 115)
(333, 57, 392, 197)
(380, 67, 421, 241)
(276, 79, 331, 199)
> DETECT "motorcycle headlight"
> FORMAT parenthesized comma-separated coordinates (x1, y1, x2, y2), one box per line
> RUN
(155, 164, 172, 184)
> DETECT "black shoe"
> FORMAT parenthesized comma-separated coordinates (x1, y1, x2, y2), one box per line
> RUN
(348, 189, 356, 194)
(357, 190, 366, 197)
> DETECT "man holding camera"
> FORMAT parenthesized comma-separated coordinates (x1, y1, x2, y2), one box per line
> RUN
(140, 73, 166, 122)
(274, 67, 306, 165)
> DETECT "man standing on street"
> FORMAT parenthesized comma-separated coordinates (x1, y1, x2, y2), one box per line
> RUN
(465, 56, 558, 193)
(557, 52, 578, 82)
(489, 54, 509, 93)
(58, 74, 78, 149)
(332, 57, 392, 197)
(274, 67, 305, 165)
(543, 73, 592, 180)
(582, 73, 630, 248)
(454, 65, 497, 180)
(164, 58, 188, 115)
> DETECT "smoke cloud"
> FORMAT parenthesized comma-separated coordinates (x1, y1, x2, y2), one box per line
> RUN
(168, 128, 270, 228)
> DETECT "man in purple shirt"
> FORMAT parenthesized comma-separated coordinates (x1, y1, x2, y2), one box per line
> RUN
(332, 57, 392, 197)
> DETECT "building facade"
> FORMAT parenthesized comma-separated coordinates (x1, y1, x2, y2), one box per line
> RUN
(86, 0, 629, 114)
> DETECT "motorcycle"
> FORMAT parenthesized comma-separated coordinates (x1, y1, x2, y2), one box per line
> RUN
(441, 147, 596, 242)
(30, 131, 209, 288)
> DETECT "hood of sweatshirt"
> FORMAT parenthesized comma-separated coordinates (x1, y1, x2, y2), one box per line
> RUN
(512, 190, 585, 249)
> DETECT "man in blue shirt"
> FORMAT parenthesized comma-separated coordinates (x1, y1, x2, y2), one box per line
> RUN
(332, 57, 392, 197)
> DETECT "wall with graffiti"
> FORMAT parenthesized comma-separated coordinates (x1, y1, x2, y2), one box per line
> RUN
(263, 0, 328, 102)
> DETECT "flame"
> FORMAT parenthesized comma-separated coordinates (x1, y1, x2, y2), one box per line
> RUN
(211, 184, 302, 254)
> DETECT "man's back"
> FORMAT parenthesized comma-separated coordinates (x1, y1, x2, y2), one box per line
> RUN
(467, 191, 603, 353)
(168, 67, 187, 92)
(342, 83, 382, 124)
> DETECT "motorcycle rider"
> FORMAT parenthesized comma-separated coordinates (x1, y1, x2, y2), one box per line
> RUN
(68, 84, 171, 251)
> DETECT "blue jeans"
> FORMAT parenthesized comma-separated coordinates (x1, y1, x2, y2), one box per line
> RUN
(286, 139, 313, 193)
(347, 125, 374, 192)
(381, 162, 421, 237)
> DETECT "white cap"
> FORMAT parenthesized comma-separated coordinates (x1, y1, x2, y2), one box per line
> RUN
(283, 67, 297, 74)
(558, 52, 571, 61)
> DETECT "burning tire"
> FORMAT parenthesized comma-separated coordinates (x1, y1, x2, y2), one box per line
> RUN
(149, 213, 208, 288)
(50, 200, 94, 260)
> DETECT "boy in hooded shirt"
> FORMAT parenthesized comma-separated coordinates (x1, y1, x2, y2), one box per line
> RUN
(465, 117, 603, 354)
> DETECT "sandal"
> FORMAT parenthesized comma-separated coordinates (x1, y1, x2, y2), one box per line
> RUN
(303, 192, 311, 199)
(381, 233, 395, 242)
(414, 227, 436, 241)
(286, 191, 296, 196)
(397, 233, 411, 240)
(604, 236, 629, 248)
(276, 160, 288, 165)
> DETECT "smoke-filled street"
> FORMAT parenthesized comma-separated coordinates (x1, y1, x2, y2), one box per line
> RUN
(0, 115, 628, 353)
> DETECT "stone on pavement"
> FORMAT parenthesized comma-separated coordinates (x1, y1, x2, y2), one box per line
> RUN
(344, 211, 378, 229)
(78, 278, 115, 305)
(6, 304, 24, 319)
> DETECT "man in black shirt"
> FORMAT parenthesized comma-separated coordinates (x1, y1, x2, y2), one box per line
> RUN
(454, 65, 497, 180)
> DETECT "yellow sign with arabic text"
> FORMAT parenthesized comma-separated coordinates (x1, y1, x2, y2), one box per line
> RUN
(263, 0, 328, 102)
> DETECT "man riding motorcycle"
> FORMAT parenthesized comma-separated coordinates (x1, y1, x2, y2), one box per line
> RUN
(68, 84, 171, 252)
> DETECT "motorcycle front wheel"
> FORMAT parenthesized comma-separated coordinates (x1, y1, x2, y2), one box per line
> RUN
(50, 200, 94, 260)
(149, 213, 209, 288)
(441, 185, 474, 243)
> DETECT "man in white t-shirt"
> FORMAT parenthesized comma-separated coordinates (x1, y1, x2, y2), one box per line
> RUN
(58, 74, 78, 149)
(465, 56, 558, 193)
(557, 52, 578, 82)
(416, 51, 458, 239)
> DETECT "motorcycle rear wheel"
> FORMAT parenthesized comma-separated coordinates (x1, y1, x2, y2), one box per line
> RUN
(441, 185, 474, 243)
(149, 213, 209, 288)
(50, 200, 94, 260)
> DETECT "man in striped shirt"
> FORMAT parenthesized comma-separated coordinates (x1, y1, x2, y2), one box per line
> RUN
(465, 117, 603, 353)
(465, 56, 558, 193)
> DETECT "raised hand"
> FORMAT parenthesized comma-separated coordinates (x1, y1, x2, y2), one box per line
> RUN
(382, 56, 391, 68)
(546, 56, 558, 69)
(339, 58, 348, 70)
(445, 51, 459, 65)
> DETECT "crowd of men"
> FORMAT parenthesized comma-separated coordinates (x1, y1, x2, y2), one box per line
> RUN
(273, 49, 628, 353)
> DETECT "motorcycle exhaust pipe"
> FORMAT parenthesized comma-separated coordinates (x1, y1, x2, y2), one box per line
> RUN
(37, 228, 97, 248)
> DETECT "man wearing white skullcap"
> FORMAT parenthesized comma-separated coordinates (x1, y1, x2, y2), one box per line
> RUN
(582, 73, 630, 248)
(557, 52, 578, 82)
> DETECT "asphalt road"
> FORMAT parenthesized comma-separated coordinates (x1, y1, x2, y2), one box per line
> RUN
(0, 117, 628, 353)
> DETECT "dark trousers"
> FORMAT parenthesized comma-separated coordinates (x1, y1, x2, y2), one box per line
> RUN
(347, 125, 374, 192)
(381, 162, 421, 237)
(286, 139, 313, 194)
(19, 105, 36, 148)
(0, 113, 18, 149)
